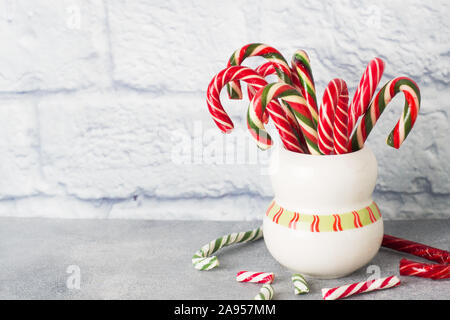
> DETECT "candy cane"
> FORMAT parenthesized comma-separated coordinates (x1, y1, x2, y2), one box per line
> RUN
(247, 63, 278, 124)
(254, 284, 274, 300)
(226, 43, 293, 99)
(291, 50, 319, 127)
(322, 275, 401, 300)
(317, 79, 349, 154)
(247, 62, 276, 102)
(250, 83, 320, 155)
(382, 234, 449, 264)
(334, 86, 350, 154)
(290, 65, 303, 92)
(248, 62, 298, 114)
(348, 77, 420, 151)
(206, 66, 268, 134)
(292, 274, 310, 295)
(236, 271, 274, 284)
(207, 66, 304, 151)
(192, 226, 263, 271)
(249, 63, 308, 153)
(251, 101, 306, 152)
(399, 259, 450, 280)
(347, 58, 385, 137)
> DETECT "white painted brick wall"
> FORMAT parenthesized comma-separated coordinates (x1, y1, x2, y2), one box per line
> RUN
(0, 0, 448, 220)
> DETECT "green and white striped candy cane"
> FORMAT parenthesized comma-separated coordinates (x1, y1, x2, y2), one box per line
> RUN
(254, 284, 274, 300)
(192, 226, 263, 271)
(292, 274, 310, 295)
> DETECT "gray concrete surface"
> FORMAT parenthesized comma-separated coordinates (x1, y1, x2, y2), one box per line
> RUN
(0, 217, 448, 300)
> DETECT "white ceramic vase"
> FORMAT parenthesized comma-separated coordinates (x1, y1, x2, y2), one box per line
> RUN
(263, 146, 384, 279)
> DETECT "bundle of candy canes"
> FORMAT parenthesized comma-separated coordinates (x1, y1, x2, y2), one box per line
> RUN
(206, 43, 421, 154)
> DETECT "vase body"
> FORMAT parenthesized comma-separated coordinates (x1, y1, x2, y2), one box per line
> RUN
(263, 146, 383, 279)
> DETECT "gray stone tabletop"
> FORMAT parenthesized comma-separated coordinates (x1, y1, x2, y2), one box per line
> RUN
(0, 217, 448, 300)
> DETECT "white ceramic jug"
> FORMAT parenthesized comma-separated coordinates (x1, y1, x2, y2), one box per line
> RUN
(263, 146, 383, 279)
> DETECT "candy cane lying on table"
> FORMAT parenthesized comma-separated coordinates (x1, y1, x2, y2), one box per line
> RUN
(250, 82, 320, 155)
(192, 226, 263, 271)
(347, 57, 385, 137)
(226, 43, 293, 99)
(236, 271, 274, 284)
(382, 234, 449, 264)
(317, 79, 349, 154)
(292, 274, 310, 295)
(254, 284, 274, 300)
(347, 77, 421, 151)
(322, 275, 401, 300)
(399, 259, 450, 280)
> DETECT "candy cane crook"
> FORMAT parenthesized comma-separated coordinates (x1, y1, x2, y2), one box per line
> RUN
(226, 43, 293, 99)
(207, 66, 268, 133)
(348, 77, 420, 151)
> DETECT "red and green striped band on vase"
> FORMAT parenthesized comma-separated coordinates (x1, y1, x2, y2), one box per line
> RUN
(266, 200, 381, 232)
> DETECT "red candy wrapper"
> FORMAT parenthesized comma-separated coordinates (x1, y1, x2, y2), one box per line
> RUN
(382, 234, 450, 264)
(399, 258, 450, 280)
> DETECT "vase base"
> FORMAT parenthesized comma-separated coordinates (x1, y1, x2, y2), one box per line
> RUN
(263, 215, 384, 279)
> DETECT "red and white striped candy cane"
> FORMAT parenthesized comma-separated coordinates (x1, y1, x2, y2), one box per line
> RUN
(258, 102, 306, 153)
(249, 63, 308, 153)
(334, 87, 350, 154)
(322, 275, 400, 300)
(207, 66, 305, 152)
(247, 62, 276, 101)
(226, 43, 293, 99)
(250, 82, 320, 155)
(206, 66, 267, 134)
(399, 259, 450, 280)
(347, 58, 385, 137)
(317, 79, 349, 155)
(247, 62, 284, 124)
(247, 63, 279, 124)
(236, 271, 275, 284)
